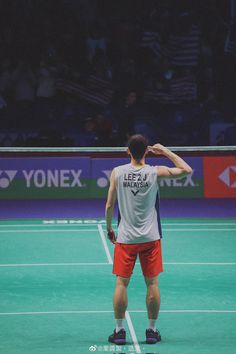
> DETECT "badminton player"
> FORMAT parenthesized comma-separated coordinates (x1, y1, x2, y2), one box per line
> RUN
(105, 134, 192, 345)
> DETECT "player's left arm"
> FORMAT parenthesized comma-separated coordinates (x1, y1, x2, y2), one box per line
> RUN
(105, 169, 117, 243)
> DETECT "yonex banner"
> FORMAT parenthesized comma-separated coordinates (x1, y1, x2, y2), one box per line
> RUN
(91, 157, 204, 198)
(0, 157, 91, 199)
(0, 156, 204, 199)
(91, 158, 129, 198)
(204, 156, 236, 198)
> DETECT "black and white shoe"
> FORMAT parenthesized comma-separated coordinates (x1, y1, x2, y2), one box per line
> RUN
(108, 329, 126, 345)
(146, 328, 161, 344)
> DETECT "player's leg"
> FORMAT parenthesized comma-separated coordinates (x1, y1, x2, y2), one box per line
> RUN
(144, 275, 162, 343)
(145, 275, 160, 321)
(139, 240, 163, 343)
(114, 275, 130, 319)
(108, 276, 130, 345)
(109, 243, 137, 344)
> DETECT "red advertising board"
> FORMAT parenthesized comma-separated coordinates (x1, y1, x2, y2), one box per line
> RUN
(204, 157, 236, 198)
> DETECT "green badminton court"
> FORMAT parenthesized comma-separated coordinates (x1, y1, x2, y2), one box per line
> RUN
(0, 217, 236, 354)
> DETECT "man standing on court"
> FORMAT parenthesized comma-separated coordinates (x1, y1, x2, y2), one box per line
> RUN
(105, 134, 192, 345)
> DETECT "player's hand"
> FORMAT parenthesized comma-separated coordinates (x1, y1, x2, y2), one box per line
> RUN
(107, 229, 116, 244)
(148, 143, 170, 156)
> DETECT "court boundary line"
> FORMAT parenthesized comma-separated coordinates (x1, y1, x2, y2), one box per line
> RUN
(0, 230, 98, 233)
(97, 224, 141, 354)
(0, 309, 236, 316)
(98, 224, 113, 264)
(1, 222, 236, 228)
(1, 228, 236, 233)
(1, 262, 236, 267)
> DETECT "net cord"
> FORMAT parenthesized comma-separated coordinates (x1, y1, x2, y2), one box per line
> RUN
(0, 146, 236, 153)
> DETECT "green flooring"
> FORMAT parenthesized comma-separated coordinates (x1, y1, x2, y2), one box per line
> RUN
(0, 218, 236, 354)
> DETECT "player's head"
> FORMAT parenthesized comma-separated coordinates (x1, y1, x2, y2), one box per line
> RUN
(127, 134, 148, 161)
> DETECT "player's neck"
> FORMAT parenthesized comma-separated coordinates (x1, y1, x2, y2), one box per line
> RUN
(131, 157, 145, 168)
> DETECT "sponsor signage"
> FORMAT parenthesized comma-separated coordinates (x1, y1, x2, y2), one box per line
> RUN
(0, 157, 90, 199)
(204, 157, 236, 198)
(91, 158, 129, 198)
(0, 155, 208, 199)
(91, 157, 204, 198)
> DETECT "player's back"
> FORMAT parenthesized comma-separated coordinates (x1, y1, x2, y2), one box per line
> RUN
(115, 163, 162, 244)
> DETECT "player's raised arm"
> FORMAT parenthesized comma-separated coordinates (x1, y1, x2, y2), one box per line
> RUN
(148, 143, 193, 178)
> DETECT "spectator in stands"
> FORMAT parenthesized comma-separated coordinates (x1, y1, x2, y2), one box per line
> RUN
(223, 122, 236, 145)
(0, 94, 7, 110)
(36, 60, 56, 99)
(114, 90, 137, 145)
(11, 61, 36, 127)
(78, 116, 97, 146)
(11, 61, 36, 102)
(35, 59, 58, 124)
(0, 59, 12, 102)
(86, 20, 107, 64)
(92, 49, 113, 80)
(94, 111, 113, 146)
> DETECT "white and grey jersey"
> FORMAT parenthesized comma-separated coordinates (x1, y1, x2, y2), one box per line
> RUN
(114, 163, 162, 244)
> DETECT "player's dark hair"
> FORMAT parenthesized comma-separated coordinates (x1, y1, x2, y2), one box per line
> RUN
(127, 134, 148, 160)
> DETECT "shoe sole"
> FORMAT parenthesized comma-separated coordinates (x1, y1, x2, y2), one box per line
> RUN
(146, 338, 161, 344)
(108, 338, 126, 345)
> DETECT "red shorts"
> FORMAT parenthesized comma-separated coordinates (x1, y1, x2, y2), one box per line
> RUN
(113, 239, 163, 278)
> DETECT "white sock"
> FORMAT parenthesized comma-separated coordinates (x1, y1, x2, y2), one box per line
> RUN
(116, 319, 125, 333)
(148, 319, 156, 331)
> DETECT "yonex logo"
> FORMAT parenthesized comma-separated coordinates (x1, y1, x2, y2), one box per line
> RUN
(218, 166, 236, 188)
(97, 170, 112, 188)
(0, 170, 17, 188)
(22, 169, 83, 188)
(0, 169, 84, 189)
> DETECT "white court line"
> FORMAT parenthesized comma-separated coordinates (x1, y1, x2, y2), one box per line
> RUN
(0, 263, 111, 267)
(97, 225, 113, 264)
(97, 224, 141, 354)
(0, 309, 235, 316)
(164, 262, 236, 265)
(0, 262, 236, 267)
(0, 229, 97, 233)
(0, 228, 236, 234)
(163, 228, 236, 231)
(163, 223, 236, 226)
(0, 222, 236, 228)
(0, 224, 104, 227)
(133, 309, 236, 313)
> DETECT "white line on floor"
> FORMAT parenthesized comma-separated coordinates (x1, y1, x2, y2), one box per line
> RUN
(0, 228, 236, 234)
(0, 309, 235, 316)
(0, 230, 98, 233)
(0, 222, 236, 228)
(97, 224, 141, 353)
(97, 224, 113, 264)
(0, 262, 236, 267)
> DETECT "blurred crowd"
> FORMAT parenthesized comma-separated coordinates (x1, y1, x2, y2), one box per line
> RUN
(0, 0, 236, 147)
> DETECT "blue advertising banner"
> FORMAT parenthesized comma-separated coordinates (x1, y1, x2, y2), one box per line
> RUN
(0, 157, 91, 199)
(90, 157, 204, 198)
(0, 156, 203, 199)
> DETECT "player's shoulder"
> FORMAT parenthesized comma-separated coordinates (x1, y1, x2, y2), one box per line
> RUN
(114, 163, 131, 171)
(145, 164, 158, 172)
(113, 163, 131, 178)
